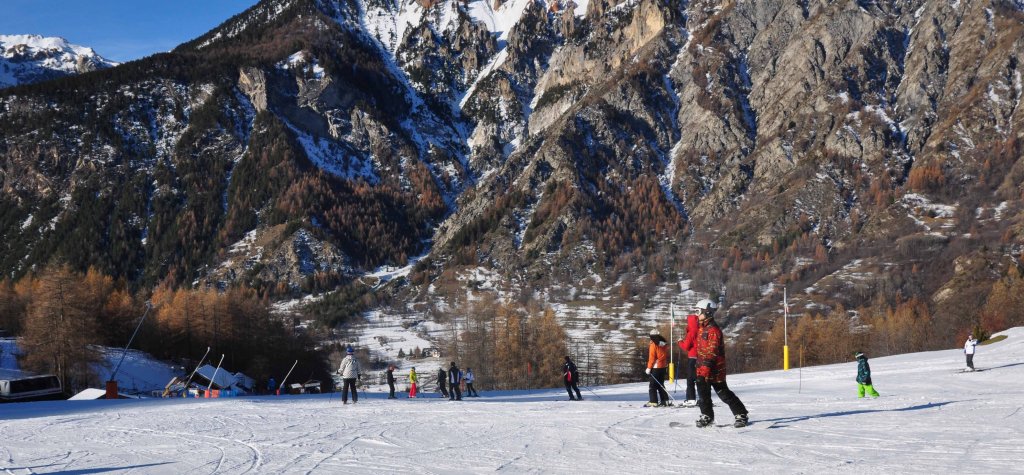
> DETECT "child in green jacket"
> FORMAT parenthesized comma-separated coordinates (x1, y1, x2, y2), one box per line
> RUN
(855, 352, 880, 398)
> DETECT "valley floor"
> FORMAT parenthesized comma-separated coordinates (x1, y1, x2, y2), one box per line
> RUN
(2, 329, 1023, 474)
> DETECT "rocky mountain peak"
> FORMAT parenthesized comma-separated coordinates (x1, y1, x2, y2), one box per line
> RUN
(0, 34, 117, 88)
(1, 0, 1023, 349)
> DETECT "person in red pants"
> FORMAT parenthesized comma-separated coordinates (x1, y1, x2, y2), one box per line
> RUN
(408, 367, 418, 398)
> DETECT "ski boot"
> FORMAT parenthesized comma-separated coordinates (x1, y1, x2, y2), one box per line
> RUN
(695, 415, 714, 428)
(734, 414, 748, 428)
(644, 402, 661, 408)
(681, 399, 697, 408)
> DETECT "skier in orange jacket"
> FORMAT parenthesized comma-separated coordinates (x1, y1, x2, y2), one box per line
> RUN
(645, 329, 670, 407)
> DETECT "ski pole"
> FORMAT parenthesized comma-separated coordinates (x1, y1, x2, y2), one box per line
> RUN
(580, 385, 601, 399)
(648, 372, 679, 404)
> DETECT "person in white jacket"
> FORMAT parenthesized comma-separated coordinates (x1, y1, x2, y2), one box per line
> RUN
(337, 347, 362, 404)
(464, 368, 479, 397)
(964, 336, 978, 371)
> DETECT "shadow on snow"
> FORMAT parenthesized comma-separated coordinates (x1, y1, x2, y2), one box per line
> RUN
(761, 400, 962, 429)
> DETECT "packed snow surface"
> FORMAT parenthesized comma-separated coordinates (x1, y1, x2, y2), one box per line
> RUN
(2, 328, 1023, 473)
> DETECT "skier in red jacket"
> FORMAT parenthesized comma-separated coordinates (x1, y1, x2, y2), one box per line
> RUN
(693, 299, 749, 428)
(677, 310, 700, 407)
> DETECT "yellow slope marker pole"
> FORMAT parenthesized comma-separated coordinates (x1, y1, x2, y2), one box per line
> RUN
(669, 302, 675, 383)
(783, 287, 790, 371)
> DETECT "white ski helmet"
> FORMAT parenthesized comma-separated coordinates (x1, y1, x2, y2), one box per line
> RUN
(694, 299, 718, 313)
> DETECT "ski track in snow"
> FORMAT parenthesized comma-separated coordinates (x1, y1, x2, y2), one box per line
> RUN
(2, 328, 1024, 473)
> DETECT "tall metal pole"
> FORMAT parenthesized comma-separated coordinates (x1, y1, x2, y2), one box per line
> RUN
(783, 288, 790, 371)
(110, 303, 152, 381)
(107, 302, 151, 399)
(178, 346, 211, 397)
(207, 354, 226, 397)
(278, 359, 298, 396)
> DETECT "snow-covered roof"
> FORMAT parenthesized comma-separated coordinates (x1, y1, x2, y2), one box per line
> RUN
(68, 388, 139, 400)
(0, 368, 31, 380)
(193, 364, 239, 390)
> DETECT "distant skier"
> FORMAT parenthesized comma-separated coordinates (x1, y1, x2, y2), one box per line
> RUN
(693, 299, 749, 428)
(465, 367, 480, 397)
(964, 335, 978, 371)
(266, 377, 277, 395)
(408, 367, 418, 398)
(386, 365, 397, 399)
(337, 347, 362, 404)
(677, 309, 700, 407)
(437, 367, 449, 398)
(448, 362, 463, 401)
(645, 329, 670, 407)
(855, 351, 880, 398)
(563, 356, 583, 401)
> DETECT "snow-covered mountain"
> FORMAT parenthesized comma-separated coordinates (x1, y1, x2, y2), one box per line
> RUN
(2, 0, 1024, 350)
(0, 34, 117, 88)
(2, 327, 1021, 473)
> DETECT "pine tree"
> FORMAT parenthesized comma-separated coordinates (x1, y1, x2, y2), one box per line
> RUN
(19, 265, 103, 393)
(526, 307, 568, 388)
(981, 265, 1024, 332)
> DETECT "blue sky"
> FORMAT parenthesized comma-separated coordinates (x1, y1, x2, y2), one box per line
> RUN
(1, 1, 260, 62)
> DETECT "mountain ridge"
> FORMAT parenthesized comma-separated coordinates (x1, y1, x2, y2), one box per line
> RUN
(1, 0, 1022, 348)
(0, 34, 117, 88)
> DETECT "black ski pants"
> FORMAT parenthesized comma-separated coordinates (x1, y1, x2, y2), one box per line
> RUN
(565, 378, 582, 400)
(966, 353, 975, 370)
(387, 380, 396, 398)
(342, 378, 358, 403)
(450, 383, 462, 400)
(466, 382, 478, 397)
(439, 379, 449, 398)
(648, 367, 669, 404)
(697, 378, 746, 420)
(686, 358, 697, 401)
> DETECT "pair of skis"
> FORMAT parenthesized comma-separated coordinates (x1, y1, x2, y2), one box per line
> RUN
(669, 420, 749, 429)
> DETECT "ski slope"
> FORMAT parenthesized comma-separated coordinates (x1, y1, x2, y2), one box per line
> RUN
(1, 328, 1022, 474)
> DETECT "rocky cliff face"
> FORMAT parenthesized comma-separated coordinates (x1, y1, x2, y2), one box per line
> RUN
(1, 0, 1022, 338)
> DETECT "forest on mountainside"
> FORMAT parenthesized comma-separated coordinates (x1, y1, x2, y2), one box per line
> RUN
(0, 265, 328, 394)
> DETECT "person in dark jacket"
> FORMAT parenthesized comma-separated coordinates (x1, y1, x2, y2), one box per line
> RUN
(693, 300, 748, 428)
(437, 367, 449, 398)
(386, 365, 397, 399)
(855, 352, 880, 398)
(448, 362, 462, 401)
(563, 356, 583, 401)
